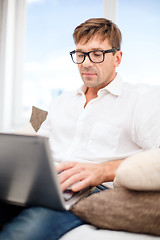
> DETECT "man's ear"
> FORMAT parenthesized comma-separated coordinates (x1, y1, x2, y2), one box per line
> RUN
(114, 50, 122, 67)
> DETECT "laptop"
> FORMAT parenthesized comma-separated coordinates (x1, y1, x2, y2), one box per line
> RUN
(0, 133, 92, 211)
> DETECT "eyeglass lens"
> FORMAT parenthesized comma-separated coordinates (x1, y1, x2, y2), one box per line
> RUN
(73, 50, 104, 64)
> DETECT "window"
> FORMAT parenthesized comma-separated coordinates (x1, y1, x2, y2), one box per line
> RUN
(1, 0, 159, 131)
(23, 0, 103, 117)
(23, 0, 160, 119)
(117, 0, 160, 85)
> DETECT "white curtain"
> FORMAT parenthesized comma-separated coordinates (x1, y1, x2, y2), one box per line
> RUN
(0, 0, 26, 131)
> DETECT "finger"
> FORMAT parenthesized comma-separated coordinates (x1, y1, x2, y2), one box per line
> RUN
(58, 163, 84, 183)
(58, 167, 80, 184)
(61, 173, 85, 192)
(56, 161, 77, 173)
(71, 178, 91, 192)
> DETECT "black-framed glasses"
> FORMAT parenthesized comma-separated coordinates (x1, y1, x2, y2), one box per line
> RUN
(70, 48, 119, 64)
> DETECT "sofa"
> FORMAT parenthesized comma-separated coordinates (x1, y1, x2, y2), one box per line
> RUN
(18, 106, 160, 240)
(60, 226, 159, 240)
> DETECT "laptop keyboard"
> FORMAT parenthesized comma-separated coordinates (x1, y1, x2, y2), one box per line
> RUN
(63, 189, 76, 201)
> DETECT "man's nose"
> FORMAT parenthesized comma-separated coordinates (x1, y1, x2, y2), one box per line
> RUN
(82, 55, 93, 67)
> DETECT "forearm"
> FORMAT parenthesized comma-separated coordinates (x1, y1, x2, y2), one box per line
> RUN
(99, 159, 124, 183)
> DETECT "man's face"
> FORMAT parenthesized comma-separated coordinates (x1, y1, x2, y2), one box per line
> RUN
(76, 36, 122, 90)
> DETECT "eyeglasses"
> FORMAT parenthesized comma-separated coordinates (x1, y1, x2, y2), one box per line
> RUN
(70, 48, 119, 64)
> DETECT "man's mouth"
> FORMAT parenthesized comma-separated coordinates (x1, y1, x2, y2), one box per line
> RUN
(82, 72, 96, 77)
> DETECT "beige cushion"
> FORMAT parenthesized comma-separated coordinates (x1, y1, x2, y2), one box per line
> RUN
(71, 187, 160, 236)
(115, 149, 160, 191)
(30, 106, 48, 132)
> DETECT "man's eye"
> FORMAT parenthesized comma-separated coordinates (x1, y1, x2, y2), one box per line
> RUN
(77, 53, 84, 58)
(93, 51, 102, 57)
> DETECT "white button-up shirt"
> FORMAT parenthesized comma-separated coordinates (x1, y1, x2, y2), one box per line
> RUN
(38, 74, 160, 164)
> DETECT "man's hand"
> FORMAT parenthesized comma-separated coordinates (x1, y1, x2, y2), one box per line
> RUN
(56, 160, 123, 192)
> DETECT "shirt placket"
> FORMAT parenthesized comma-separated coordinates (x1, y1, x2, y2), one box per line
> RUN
(64, 97, 94, 161)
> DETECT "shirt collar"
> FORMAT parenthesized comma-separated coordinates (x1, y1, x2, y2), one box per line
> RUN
(76, 85, 87, 95)
(102, 74, 123, 96)
(76, 73, 123, 97)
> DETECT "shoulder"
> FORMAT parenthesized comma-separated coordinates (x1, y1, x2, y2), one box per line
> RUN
(52, 89, 77, 102)
(123, 81, 153, 94)
(122, 80, 160, 101)
(116, 74, 156, 100)
(48, 89, 78, 111)
(135, 85, 160, 107)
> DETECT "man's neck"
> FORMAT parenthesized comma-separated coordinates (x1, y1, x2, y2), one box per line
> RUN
(84, 73, 117, 107)
(84, 88, 98, 107)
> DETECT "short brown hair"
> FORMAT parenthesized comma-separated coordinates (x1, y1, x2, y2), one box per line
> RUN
(73, 18, 122, 50)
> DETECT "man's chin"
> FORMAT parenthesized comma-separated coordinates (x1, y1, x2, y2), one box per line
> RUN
(84, 82, 98, 88)
(83, 78, 98, 87)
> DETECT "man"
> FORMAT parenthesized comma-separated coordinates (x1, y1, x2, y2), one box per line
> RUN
(39, 18, 123, 193)
(38, 18, 160, 193)
(0, 18, 160, 240)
